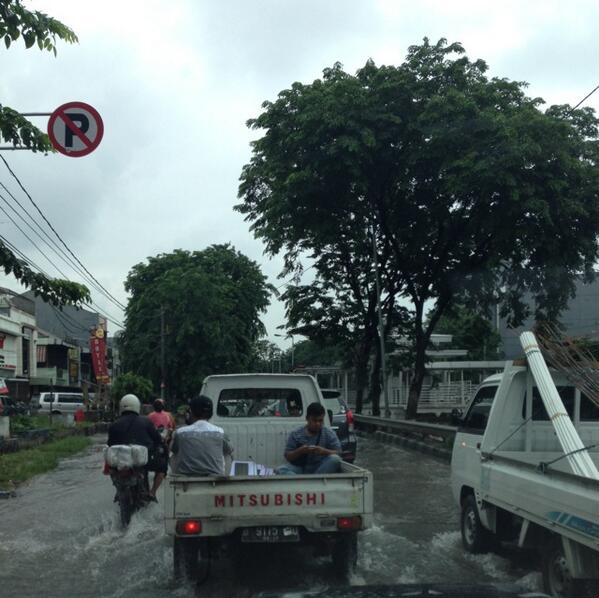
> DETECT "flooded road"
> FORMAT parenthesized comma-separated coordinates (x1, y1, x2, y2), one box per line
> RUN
(0, 435, 542, 597)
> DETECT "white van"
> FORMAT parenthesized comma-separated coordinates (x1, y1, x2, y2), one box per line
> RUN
(37, 392, 85, 415)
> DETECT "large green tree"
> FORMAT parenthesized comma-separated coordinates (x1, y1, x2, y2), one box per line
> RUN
(236, 38, 599, 419)
(0, 1, 87, 306)
(120, 245, 272, 400)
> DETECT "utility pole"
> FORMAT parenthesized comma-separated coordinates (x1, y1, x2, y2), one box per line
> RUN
(371, 222, 390, 417)
(160, 305, 166, 401)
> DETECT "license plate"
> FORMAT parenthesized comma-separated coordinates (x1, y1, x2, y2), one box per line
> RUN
(241, 526, 300, 543)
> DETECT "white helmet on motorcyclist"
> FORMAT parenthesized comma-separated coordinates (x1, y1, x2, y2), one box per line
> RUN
(120, 394, 141, 414)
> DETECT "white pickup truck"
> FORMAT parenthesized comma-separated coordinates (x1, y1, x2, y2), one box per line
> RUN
(164, 373, 373, 581)
(451, 361, 599, 598)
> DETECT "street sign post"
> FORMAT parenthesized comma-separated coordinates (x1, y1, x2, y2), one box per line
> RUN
(47, 101, 104, 157)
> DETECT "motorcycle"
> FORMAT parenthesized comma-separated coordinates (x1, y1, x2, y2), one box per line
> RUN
(109, 465, 151, 528)
(104, 444, 151, 528)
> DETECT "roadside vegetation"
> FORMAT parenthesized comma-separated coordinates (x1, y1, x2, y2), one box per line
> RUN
(8, 414, 93, 436)
(0, 435, 92, 490)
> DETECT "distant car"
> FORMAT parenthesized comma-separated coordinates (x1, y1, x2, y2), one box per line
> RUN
(320, 389, 357, 463)
(37, 392, 86, 415)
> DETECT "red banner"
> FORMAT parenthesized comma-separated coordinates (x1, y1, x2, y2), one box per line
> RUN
(90, 334, 109, 384)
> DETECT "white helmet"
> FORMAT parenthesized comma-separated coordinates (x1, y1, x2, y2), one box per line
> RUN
(120, 394, 141, 414)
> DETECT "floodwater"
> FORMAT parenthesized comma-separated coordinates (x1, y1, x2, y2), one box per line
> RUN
(0, 435, 543, 597)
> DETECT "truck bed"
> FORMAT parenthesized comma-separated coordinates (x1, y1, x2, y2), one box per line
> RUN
(480, 451, 599, 551)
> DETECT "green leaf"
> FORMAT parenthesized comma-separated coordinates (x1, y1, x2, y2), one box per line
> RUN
(23, 31, 35, 48)
(3, 34, 10, 49)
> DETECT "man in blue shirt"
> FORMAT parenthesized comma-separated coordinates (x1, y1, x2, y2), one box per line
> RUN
(278, 402, 342, 474)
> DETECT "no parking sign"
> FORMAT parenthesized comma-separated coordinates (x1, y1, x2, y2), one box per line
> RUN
(47, 101, 104, 157)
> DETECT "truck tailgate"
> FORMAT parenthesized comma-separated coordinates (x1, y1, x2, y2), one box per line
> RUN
(165, 469, 373, 536)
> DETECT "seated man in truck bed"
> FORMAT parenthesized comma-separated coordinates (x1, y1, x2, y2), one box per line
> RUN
(277, 402, 342, 475)
(170, 395, 233, 476)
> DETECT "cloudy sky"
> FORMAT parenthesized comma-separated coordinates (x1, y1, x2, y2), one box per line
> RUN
(1, 0, 598, 347)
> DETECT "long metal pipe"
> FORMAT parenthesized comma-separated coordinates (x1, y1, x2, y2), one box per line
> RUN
(519, 331, 599, 480)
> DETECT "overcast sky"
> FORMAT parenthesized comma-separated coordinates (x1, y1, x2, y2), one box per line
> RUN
(1, 0, 598, 347)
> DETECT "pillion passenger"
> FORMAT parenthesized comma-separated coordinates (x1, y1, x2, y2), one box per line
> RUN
(277, 402, 342, 475)
(170, 395, 234, 476)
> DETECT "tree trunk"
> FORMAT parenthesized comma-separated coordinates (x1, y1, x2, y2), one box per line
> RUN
(354, 332, 373, 414)
(406, 311, 427, 420)
(367, 333, 382, 416)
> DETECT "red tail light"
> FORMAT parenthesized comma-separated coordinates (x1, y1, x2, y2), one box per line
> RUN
(337, 516, 362, 530)
(177, 519, 202, 535)
(346, 409, 354, 431)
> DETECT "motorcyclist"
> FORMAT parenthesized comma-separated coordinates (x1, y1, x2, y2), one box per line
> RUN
(107, 394, 163, 499)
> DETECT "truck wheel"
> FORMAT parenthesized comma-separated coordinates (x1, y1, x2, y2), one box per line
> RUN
(542, 538, 575, 598)
(332, 532, 358, 581)
(173, 538, 209, 583)
(461, 495, 493, 554)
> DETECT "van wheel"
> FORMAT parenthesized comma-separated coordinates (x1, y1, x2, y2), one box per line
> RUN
(332, 532, 358, 581)
(51, 410, 61, 415)
(461, 495, 493, 554)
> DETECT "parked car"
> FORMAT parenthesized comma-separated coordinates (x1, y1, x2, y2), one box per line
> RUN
(37, 392, 86, 415)
(320, 389, 357, 463)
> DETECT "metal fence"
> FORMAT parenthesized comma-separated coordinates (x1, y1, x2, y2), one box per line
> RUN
(391, 381, 474, 412)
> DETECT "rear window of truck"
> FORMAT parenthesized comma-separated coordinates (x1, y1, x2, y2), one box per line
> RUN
(217, 388, 303, 417)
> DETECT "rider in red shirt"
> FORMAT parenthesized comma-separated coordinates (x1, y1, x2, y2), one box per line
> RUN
(147, 399, 175, 499)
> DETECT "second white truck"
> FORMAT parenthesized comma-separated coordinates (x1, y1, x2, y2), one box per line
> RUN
(164, 373, 373, 581)
(451, 356, 599, 598)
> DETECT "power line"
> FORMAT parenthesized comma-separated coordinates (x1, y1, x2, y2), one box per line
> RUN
(0, 181, 126, 312)
(0, 233, 124, 329)
(571, 84, 599, 112)
(0, 155, 127, 311)
(0, 233, 53, 278)
(0, 199, 71, 279)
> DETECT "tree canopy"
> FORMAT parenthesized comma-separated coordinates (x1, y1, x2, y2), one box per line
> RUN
(0, 0, 77, 152)
(120, 245, 272, 400)
(433, 305, 502, 361)
(237, 38, 599, 417)
(111, 372, 154, 405)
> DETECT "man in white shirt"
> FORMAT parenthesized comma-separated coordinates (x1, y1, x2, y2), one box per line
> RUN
(171, 395, 233, 476)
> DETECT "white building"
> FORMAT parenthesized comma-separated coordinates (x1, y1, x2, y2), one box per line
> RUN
(0, 289, 37, 400)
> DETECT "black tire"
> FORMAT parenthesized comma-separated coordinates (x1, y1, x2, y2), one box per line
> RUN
(174, 538, 209, 583)
(461, 495, 493, 554)
(332, 532, 358, 581)
(118, 488, 133, 528)
(542, 537, 577, 598)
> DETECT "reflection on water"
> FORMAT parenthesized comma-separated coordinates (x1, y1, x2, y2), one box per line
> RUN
(0, 436, 541, 597)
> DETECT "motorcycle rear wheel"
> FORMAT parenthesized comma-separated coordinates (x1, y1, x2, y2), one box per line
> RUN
(118, 488, 133, 528)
